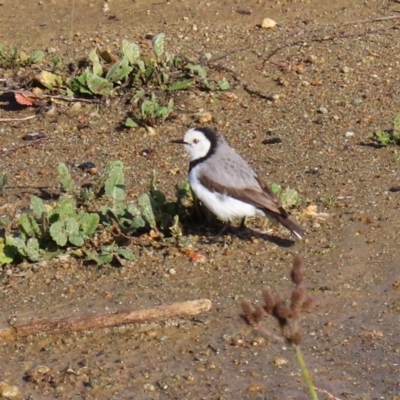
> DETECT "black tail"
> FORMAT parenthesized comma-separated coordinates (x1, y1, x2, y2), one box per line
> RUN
(274, 214, 305, 240)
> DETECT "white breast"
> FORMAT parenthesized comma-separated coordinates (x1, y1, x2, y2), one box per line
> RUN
(189, 168, 263, 221)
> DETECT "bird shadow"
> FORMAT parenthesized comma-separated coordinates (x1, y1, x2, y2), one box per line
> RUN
(187, 222, 296, 248)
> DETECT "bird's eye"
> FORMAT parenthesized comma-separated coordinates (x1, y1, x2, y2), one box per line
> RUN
(193, 139, 199, 144)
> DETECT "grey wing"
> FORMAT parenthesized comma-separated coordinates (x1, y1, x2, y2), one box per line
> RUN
(199, 150, 286, 216)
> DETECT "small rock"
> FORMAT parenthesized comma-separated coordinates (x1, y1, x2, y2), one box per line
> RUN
(195, 112, 212, 124)
(261, 18, 277, 29)
(0, 382, 22, 399)
(352, 98, 363, 106)
(22, 131, 46, 141)
(340, 66, 350, 74)
(273, 357, 288, 366)
(306, 54, 318, 64)
(24, 365, 51, 384)
(143, 383, 155, 391)
(317, 106, 328, 114)
(345, 131, 354, 137)
(146, 126, 156, 136)
(169, 268, 176, 275)
(68, 101, 82, 115)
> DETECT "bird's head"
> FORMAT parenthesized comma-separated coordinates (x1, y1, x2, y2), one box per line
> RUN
(171, 127, 219, 161)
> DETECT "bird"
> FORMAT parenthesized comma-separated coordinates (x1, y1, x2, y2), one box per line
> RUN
(171, 127, 305, 239)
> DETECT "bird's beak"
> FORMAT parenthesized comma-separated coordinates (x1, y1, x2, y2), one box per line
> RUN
(170, 139, 187, 144)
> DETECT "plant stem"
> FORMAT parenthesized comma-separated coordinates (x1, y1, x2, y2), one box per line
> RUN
(294, 345, 318, 400)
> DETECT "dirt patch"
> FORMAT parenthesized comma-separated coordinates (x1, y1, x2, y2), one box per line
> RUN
(1, 0, 400, 399)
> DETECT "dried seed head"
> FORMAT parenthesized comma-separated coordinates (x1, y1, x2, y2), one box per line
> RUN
(301, 295, 314, 311)
(291, 255, 304, 285)
(290, 286, 306, 315)
(241, 301, 264, 326)
(273, 300, 291, 324)
(262, 288, 277, 314)
(290, 331, 302, 345)
(281, 323, 292, 340)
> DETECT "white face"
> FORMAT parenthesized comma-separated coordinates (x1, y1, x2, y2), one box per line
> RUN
(182, 128, 211, 161)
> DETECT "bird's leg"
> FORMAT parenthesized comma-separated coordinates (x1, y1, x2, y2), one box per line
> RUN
(238, 217, 247, 231)
(210, 221, 231, 243)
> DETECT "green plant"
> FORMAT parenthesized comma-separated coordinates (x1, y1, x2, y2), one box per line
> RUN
(270, 183, 301, 209)
(370, 112, 400, 146)
(0, 44, 44, 68)
(0, 160, 196, 266)
(0, 173, 7, 195)
(3, 194, 100, 262)
(140, 93, 174, 126)
(85, 242, 137, 267)
(241, 256, 318, 400)
(325, 196, 336, 207)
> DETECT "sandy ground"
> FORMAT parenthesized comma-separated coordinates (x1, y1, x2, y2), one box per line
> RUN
(0, 0, 400, 399)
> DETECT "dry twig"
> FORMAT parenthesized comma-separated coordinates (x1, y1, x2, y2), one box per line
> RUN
(0, 298, 212, 339)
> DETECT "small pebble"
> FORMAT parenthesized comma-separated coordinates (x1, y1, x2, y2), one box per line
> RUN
(340, 66, 350, 74)
(352, 98, 363, 106)
(261, 18, 277, 29)
(317, 106, 328, 114)
(273, 357, 288, 366)
(195, 112, 213, 124)
(21, 131, 46, 141)
(169, 268, 176, 275)
(345, 131, 354, 137)
(0, 382, 22, 399)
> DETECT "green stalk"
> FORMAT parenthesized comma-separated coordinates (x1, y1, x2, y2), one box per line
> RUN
(294, 345, 318, 400)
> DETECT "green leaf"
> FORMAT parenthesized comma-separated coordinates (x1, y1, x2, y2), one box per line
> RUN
(0, 237, 14, 265)
(0, 172, 7, 194)
(281, 188, 301, 209)
(26, 238, 41, 262)
(29, 50, 45, 64)
(65, 217, 80, 237)
(150, 172, 166, 207)
(162, 72, 169, 84)
(138, 193, 157, 229)
(50, 221, 68, 246)
(31, 196, 47, 219)
(85, 250, 113, 266)
(137, 59, 146, 73)
(218, 78, 230, 91)
(270, 183, 281, 196)
(125, 117, 138, 128)
(58, 163, 75, 194)
(80, 213, 99, 236)
(122, 40, 140, 64)
(52, 55, 62, 68)
(88, 49, 103, 76)
(19, 213, 35, 238)
(86, 74, 114, 95)
(116, 247, 137, 261)
(37, 70, 63, 90)
(28, 215, 43, 238)
(168, 79, 194, 91)
(6, 236, 27, 257)
(105, 59, 133, 82)
(131, 88, 145, 104)
(152, 33, 165, 59)
(187, 64, 207, 79)
(50, 195, 77, 220)
(170, 215, 182, 238)
(69, 235, 84, 247)
(105, 165, 126, 201)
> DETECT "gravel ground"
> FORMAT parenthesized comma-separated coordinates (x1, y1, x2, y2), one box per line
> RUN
(0, 1, 400, 399)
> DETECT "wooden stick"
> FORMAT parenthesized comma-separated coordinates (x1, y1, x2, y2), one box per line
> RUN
(0, 298, 212, 339)
(0, 114, 37, 122)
